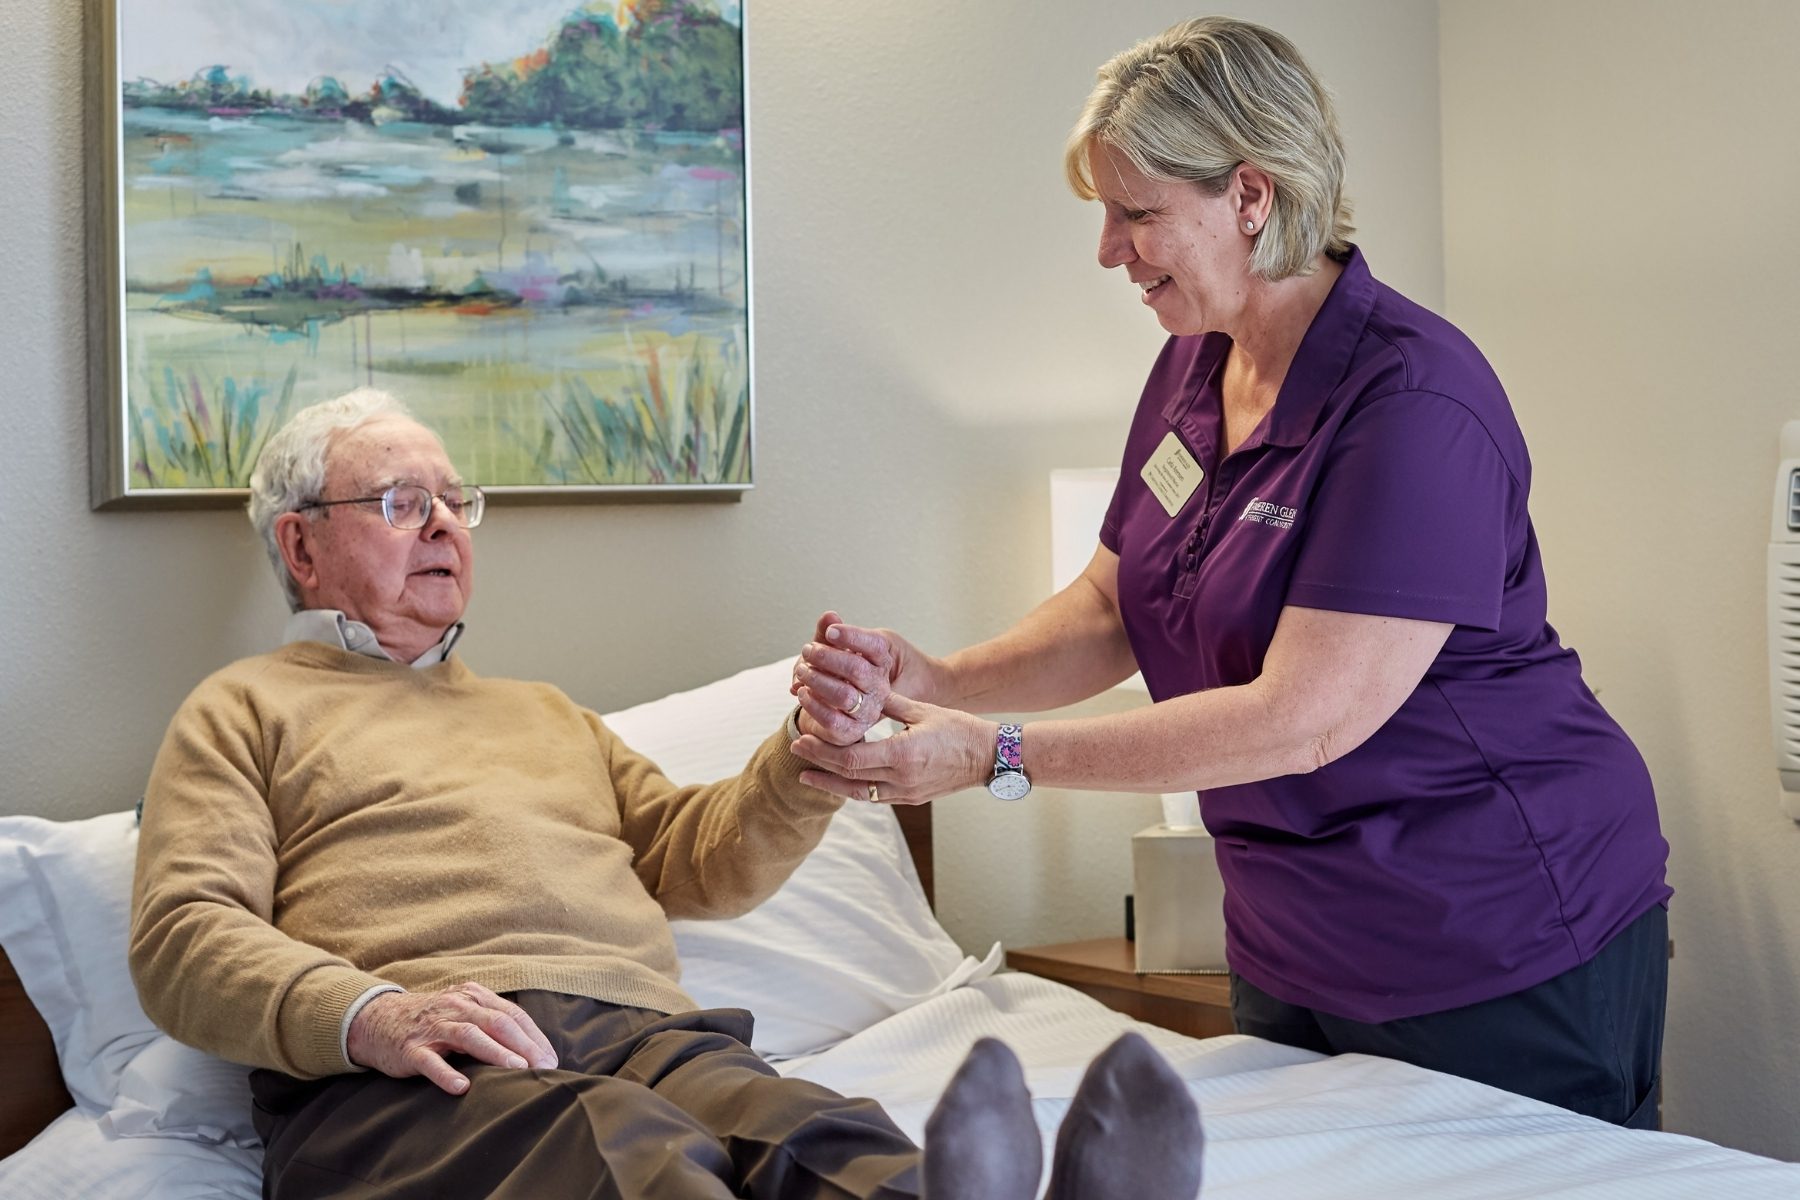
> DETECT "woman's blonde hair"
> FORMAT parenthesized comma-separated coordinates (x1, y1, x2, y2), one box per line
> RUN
(1064, 16, 1354, 280)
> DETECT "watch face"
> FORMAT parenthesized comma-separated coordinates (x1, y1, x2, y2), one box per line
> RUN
(988, 771, 1031, 802)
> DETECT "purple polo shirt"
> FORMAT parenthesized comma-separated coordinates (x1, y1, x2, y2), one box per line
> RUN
(1101, 247, 1670, 1023)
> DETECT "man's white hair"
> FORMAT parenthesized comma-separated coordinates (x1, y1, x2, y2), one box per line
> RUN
(247, 388, 413, 611)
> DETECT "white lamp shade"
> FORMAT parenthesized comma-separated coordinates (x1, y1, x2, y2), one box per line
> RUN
(1049, 468, 1120, 592)
(1049, 468, 1146, 692)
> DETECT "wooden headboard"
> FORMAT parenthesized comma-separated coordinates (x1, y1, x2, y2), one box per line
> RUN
(0, 802, 934, 1160)
(0, 947, 74, 1158)
(895, 802, 933, 909)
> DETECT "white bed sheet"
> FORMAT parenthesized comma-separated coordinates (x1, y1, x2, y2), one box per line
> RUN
(0, 1107, 261, 1200)
(7, 971, 1798, 1199)
(780, 973, 1800, 1200)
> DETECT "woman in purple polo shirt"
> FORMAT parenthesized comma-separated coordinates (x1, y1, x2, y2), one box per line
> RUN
(787, 17, 1671, 1128)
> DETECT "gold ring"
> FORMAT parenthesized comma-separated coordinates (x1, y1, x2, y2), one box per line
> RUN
(846, 691, 864, 718)
(867, 784, 880, 803)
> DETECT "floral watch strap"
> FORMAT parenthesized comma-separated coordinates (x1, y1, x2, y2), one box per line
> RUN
(995, 723, 1024, 771)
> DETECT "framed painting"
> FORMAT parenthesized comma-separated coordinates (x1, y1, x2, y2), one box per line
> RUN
(86, 0, 752, 509)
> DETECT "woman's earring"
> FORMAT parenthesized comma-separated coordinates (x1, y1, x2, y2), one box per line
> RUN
(1244, 220, 1257, 233)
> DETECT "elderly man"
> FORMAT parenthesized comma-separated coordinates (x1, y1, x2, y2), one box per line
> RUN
(128, 390, 1203, 1200)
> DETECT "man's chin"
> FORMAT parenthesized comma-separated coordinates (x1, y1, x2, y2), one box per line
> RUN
(405, 580, 469, 612)
(398, 606, 468, 636)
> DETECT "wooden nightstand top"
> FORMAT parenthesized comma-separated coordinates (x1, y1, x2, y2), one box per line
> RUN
(1005, 937, 1235, 1040)
(1006, 937, 1231, 1008)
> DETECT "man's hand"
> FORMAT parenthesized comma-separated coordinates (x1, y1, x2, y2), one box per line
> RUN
(346, 983, 559, 1095)
(791, 611, 941, 746)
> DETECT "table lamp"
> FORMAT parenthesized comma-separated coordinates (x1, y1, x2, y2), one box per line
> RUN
(1049, 468, 1145, 692)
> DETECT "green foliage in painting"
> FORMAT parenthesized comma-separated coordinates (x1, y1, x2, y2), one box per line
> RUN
(124, 1, 742, 133)
(537, 333, 748, 486)
(461, 0, 742, 131)
(131, 365, 300, 488)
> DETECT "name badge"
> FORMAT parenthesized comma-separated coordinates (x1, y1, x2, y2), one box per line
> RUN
(1140, 432, 1203, 518)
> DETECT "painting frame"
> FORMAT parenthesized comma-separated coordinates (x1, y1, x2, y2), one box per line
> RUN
(85, 0, 755, 510)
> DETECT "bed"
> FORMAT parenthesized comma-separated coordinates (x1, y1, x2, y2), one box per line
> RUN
(3, 659, 1797, 1198)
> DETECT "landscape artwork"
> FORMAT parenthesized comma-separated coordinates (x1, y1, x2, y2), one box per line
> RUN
(90, 0, 750, 506)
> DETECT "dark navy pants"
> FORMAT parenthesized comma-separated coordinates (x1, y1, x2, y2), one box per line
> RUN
(1230, 904, 1668, 1128)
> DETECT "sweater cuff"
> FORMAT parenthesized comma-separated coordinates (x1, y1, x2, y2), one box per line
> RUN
(340, 984, 406, 1071)
(289, 966, 405, 1077)
(783, 705, 886, 747)
(759, 725, 843, 816)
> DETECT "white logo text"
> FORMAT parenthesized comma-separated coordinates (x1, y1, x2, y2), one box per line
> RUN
(1238, 496, 1298, 530)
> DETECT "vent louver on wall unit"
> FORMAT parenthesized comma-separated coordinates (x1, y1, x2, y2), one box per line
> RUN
(1766, 423, 1800, 821)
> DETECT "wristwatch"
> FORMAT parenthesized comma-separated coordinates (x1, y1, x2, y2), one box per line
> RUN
(987, 723, 1031, 801)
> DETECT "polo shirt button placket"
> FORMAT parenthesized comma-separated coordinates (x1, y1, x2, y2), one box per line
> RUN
(1174, 514, 1210, 599)
(1174, 458, 1230, 599)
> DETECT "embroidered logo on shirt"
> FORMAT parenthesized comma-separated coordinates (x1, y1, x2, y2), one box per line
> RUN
(1237, 497, 1298, 530)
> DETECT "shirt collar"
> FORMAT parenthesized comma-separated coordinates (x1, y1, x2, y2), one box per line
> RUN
(283, 609, 464, 668)
(1262, 244, 1377, 448)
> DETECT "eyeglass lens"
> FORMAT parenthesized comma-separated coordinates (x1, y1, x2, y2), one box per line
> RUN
(383, 485, 483, 529)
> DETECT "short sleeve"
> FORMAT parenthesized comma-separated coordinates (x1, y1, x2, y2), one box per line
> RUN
(1099, 473, 1126, 555)
(1286, 391, 1517, 631)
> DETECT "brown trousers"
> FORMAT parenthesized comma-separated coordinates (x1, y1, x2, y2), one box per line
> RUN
(250, 991, 923, 1200)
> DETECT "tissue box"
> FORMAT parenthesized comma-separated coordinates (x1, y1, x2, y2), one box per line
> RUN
(1131, 824, 1228, 973)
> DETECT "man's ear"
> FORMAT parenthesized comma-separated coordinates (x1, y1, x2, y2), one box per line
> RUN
(274, 512, 320, 597)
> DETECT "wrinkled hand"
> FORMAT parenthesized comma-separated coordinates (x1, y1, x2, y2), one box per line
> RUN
(346, 982, 559, 1095)
(791, 611, 939, 746)
(791, 693, 992, 805)
(791, 610, 893, 746)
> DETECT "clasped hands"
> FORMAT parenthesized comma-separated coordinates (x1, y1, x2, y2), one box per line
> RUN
(787, 610, 991, 806)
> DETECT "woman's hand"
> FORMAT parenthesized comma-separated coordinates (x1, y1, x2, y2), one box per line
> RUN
(790, 693, 993, 805)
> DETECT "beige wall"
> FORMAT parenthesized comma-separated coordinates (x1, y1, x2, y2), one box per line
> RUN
(0, 0, 1442, 955)
(1440, 0, 1800, 1160)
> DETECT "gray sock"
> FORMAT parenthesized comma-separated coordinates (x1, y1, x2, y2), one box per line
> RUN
(921, 1037, 1042, 1200)
(1044, 1031, 1204, 1200)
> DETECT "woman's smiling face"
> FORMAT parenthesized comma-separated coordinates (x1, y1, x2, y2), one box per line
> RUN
(1087, 139, 1253, 338)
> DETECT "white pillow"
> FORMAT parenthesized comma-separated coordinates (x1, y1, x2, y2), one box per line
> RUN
(0, 812, 166, 1113)
(101, 1037, 257, 1147)
(603, 659, 993, 1058)
(0, 811, 259, 1148)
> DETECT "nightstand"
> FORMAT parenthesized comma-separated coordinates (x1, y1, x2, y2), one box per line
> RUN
(1005, 937, 1235, 1040)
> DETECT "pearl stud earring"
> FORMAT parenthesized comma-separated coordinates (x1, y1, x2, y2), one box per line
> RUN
(1244, 220, 1257, 232)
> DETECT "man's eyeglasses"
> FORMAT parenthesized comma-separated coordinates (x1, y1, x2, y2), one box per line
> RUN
(298, 484, 486, 530)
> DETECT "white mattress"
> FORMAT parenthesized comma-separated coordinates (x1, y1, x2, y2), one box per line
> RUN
(6, 972, 1798, 1199)
(780, 973, 1800, 1200)
(0, 1107, 262, 1200)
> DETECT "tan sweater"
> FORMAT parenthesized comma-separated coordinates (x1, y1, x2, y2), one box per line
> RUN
(129, 642, 840, 1079)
